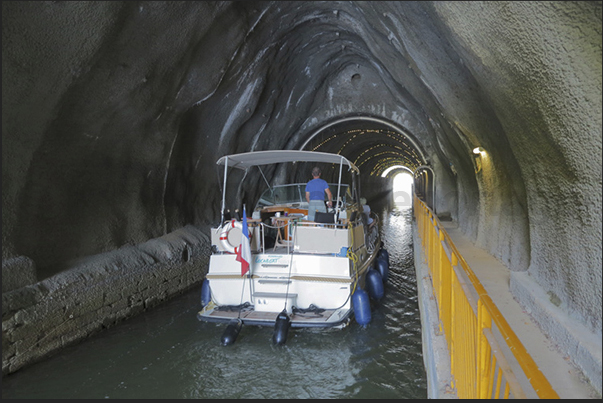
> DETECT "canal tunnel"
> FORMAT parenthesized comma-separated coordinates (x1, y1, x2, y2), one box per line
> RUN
(2, 1, 601, 392)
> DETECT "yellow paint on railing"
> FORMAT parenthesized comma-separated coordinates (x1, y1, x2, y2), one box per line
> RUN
(414, 196, 559, 399)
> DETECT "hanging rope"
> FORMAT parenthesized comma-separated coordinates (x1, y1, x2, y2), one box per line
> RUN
(282, 220, 298, 313)
(237, 270, 249, 320)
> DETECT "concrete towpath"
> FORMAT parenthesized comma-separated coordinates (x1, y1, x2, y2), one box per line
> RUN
(415, 220, 600, 399)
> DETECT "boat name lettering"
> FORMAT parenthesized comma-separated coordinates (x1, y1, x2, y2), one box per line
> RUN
(255, 256, 282, 264)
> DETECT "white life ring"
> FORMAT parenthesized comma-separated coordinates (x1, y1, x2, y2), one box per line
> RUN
(219, 220, 243, 254)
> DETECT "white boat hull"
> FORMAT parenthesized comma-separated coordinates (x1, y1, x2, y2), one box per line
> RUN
(198, 246, 376, 327)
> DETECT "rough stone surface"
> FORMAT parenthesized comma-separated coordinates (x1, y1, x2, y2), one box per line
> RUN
(2, 256, 36, 293)
(2, 0, 601, 381)
(433, 0, 602, 343)
(2, 225, 210, 376)
(511, 271, 602, 395)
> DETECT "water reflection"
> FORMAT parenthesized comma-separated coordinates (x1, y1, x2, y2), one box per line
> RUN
(2, 205, 426, 399)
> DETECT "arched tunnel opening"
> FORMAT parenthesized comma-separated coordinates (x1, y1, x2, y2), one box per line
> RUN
(299, 117, 426, 207)
(2, 1, 600, 396)
(194, 116, 430, 226)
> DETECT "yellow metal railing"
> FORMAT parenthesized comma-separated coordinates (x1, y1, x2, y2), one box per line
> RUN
(414, 196, 559, 399)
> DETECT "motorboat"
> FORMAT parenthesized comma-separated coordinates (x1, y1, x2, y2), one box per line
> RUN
(197, 150, 389, 344)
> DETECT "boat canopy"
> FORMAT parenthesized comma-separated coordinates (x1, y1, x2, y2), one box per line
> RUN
(216, 150, 359, 174)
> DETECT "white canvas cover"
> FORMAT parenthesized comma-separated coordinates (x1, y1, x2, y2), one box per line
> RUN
(216, 150, 359, 174)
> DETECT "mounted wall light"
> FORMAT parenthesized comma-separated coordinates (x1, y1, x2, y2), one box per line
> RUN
(472, 147, 485, 173)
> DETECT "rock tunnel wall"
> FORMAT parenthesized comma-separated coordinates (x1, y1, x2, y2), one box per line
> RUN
(2, 1, 601, 377)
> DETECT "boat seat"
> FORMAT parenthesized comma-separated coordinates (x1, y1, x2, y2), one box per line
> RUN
(314, 211, 336, 223)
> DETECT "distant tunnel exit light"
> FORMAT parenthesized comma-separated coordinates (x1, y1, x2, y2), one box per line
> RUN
(392, 172, 413, 208)
(381, 165, 413, 177)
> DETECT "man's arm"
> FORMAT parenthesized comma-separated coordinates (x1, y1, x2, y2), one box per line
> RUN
(306, 191, 310, 203)
(325, 188, 333, 207)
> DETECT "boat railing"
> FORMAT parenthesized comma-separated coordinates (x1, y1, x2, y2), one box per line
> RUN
(265, 218, 351, 254)
(414, 195, 559, 399)
(212, 211, 370, 256)
(253, 215, 366, 255)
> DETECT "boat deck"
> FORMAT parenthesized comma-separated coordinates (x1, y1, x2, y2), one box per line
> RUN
(198, 304, 351, 328)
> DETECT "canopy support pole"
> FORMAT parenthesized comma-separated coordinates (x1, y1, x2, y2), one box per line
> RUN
(335, 157, 343, 215)
(220, 156, 228, 225)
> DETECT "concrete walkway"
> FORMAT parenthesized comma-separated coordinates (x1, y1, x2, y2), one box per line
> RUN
(436, 221, 600, 399)
(413, 230, 457, 399)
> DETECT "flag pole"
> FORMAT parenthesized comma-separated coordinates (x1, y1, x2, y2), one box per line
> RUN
(220, 156, 228, 225)
(243, 204, 254, 302)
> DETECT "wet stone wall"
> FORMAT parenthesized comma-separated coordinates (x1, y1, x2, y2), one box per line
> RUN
(2, 225, 211, 376)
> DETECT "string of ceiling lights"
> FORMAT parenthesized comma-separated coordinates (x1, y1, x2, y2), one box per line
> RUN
(308, 127, 423, 176)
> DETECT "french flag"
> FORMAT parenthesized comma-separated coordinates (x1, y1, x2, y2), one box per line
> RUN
(235, 205, 251, 276)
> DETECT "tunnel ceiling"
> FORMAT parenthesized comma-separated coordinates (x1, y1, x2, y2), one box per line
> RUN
(3, 2, 602, 333)
(301, 118, 426, 176)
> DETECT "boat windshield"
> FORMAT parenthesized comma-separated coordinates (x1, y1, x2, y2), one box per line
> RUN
(255, 183, 351, 209)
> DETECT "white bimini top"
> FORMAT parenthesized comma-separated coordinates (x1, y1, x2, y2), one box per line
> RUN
(215, 150, 359, 174)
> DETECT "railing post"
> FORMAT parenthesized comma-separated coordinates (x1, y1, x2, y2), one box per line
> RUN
(439, 230, 451, 343)
(429, 213, 436, 270)
(449, 252, 458, 391)
(477, 298, 493, 398)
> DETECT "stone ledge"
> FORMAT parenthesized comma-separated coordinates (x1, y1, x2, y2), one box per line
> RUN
(2, 225, 211, 377)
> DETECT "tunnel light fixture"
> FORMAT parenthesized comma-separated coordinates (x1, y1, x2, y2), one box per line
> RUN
(472, 147, 484, 174)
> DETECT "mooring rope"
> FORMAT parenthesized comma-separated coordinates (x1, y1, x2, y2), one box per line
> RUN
(281, 221, 298, 313)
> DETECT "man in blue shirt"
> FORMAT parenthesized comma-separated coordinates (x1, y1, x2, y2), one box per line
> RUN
(305, 166, 333, 221)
